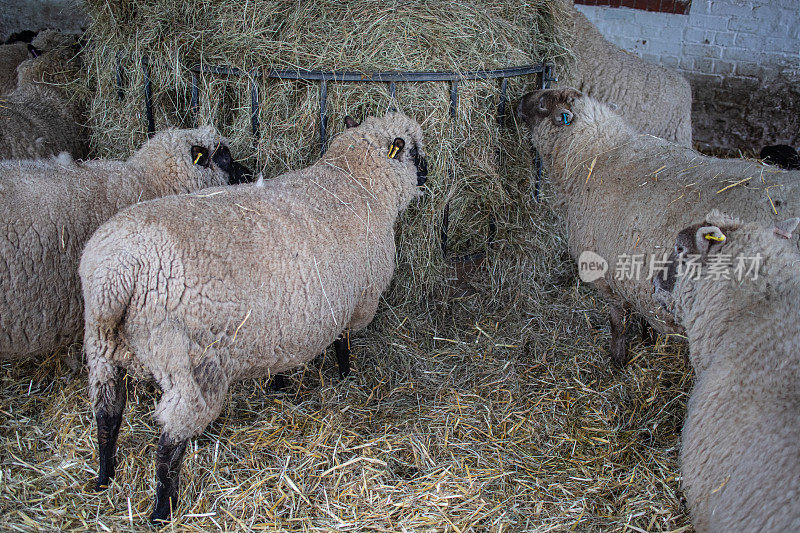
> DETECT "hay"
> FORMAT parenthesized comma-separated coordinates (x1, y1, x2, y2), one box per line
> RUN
(81, 0, 573, 335)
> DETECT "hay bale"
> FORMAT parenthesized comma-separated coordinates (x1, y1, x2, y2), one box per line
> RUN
(82, 0, 571, 340)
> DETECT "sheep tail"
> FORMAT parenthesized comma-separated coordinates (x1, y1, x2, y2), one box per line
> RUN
(82, 254, 137, 409)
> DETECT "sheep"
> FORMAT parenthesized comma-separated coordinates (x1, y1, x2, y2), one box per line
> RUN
(79, 111, 427, 523)
(653, 211, 800, 531)
(562, 5, 693, 146)
(0, 30, 89, 160)
(0, 41, 30, 95)
(0, 126, 251, 361)
(760, 144, 800, 170)
(517, 87, 800, 365)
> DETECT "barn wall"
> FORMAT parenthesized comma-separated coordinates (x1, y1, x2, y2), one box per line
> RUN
(0, 0, 87, 41)
(576, 0, 800, 153)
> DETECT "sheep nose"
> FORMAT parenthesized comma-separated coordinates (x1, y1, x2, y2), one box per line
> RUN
(230, 161, 253, 184)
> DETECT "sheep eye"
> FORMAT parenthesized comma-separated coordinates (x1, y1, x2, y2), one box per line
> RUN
(191, 145, 209, 167)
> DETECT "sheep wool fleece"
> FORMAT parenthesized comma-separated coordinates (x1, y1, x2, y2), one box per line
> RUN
(0, 127, 236, 360)
(81, 112, 424, 442)
(0, 30, 88, 160)
(666, 213, 800, 532)
(520, 88, 800, 362)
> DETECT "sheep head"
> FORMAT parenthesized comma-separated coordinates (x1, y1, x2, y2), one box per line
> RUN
(342, 112, 427, 187)
(133, 127, 253, 192)
(517, 87, 583, 129)
(653, 211, 800, 324)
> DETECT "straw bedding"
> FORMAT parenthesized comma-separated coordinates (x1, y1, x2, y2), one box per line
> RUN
(0, 251, 692, 531)
(1, 1, 693, 531)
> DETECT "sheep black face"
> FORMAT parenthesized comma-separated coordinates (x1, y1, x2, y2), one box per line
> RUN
(760, 144, 800, 170)
(410, 144, 428, 186)
(517, 87, 582, 129)
(191, 144, 253, 184)
(387, 137, 427, 186)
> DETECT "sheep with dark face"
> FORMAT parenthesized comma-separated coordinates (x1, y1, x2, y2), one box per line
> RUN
(760, 144, 800, 170)
(0, 126, 250, 360)
(517, 87, 800, 365)
(80, 111, 427, 523)
(654, 211, 800, 532)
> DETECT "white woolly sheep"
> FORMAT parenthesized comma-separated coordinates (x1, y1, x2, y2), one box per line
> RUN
(0, 41, 30, 94)
(653, 211, 800, 531)
(517, 87, 800, 364)
(0, 126, 250, 361)
(562, 5, 693, 146)
(0, 30, 89, 160)
(80, 111, 427, 523)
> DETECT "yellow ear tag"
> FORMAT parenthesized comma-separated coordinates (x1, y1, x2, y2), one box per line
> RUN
(194, 152, 203, 164)
(704, 233, 726, 242)
(388, 144, 400, 159)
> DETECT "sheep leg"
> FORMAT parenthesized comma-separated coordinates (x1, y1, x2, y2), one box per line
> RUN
(95, 368, 127, 491)
(608, 303, 629, 366)
(150, 432, 189, 524)
(639, 316, 658, 345)
(333, 330, 350, 379)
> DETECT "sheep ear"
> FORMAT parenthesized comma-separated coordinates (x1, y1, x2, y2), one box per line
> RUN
(774, 218, 800, 239)
(537, 95, 548, 113)
(191, 145, 209, 167)
(388, 137, 405, 159)
(344, 116, 360, 129)
(565, 88, 582, 104)
(695, 225, 726, 257)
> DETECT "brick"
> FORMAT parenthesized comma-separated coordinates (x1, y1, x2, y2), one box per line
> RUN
(690, 14, 731, 31)
(645, 39, 682, 56)
(713, 60, 735, 75)
(713, 31, 737, 47)
(694, 57, 714, 72)
(721, 46, 750, 61)
(661, 55, 680, 68)
(731, 16, 771, 34)
(709, 2, 756, 17)
(733, 32, 764, 49)
(642, 52, 661, 63)
(683, 43, 722, 58)
(736, 61, 764, 78)
(688, 72, 724, 85)
(688, 0, 713, 16)
(679, 56, 695, 70)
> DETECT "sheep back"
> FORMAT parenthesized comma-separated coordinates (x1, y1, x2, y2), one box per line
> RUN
(663, 215, 800, 531)
(0, 127, 238, 359)
(563, 7, 693, 145)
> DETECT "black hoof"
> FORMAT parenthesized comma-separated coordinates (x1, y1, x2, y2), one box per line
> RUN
(150, 497, 175, 524)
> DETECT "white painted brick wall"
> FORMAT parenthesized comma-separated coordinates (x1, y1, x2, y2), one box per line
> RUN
(576, 0, 800, 150)
(577, 0, 799, 80)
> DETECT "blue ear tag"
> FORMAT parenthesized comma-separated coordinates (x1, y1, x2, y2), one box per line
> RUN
(562, 113, 571, 126)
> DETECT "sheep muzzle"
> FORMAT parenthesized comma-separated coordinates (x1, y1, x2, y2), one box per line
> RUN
(211, 144, 253, 184)
(410, 145, 427, 186)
